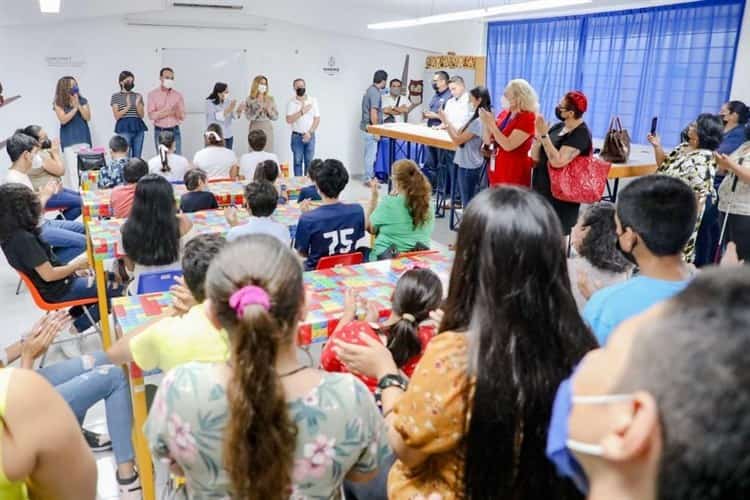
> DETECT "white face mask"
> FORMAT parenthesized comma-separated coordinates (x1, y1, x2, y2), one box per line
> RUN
(162, 78, 175, 89)
(32, 153, 43, 169)
(566, 393, 634, 456)
(258, 84, 267, 93)
(223, 93, 231, 102)
(501, 95, 511, 110)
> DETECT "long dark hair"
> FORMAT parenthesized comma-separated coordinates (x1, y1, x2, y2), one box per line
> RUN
(207, 82, 228, 105)
(384, 268, 443, 367)
(577, 202, 631, 274)
(0, 184, 42, 241)
(440, 187, 597, 499)
(206, 235, 302, 499)
(121, 174, 180, 266)
(158, 130, 176, 173)
(460, 86, 492, 134)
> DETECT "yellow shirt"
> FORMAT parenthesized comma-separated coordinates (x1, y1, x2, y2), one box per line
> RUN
(130, 304, 230, 372)
(0, 368, 30, 500)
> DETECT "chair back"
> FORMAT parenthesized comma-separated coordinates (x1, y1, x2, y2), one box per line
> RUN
(398, 249, 438, 259)
(315, 252, 364, 270)
(136, 270, 183, 294)
(17, 271, 98, 310)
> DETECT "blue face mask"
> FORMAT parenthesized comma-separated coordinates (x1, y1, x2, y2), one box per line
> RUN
(70, 85, 79, 95)
(546, 373, 633, 495)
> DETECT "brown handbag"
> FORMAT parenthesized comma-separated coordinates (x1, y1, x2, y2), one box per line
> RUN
(600, 117, 631, 163)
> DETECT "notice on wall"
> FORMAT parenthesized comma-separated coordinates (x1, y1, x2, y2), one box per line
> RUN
(322, 56, 341, 77)
(45, 56, 87, 68)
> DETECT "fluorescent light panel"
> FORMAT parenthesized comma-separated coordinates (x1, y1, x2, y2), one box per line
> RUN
(39, 0, 61, 13)
(368, 0, 593, 29)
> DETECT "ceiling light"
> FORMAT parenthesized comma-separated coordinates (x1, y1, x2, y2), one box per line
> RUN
(368, 0, 592, 29)
(39, 0, 61, 14)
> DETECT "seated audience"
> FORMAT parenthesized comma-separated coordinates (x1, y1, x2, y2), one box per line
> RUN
(253, 158, 289, 203)
(2, 311, 140, 497)
(583, 176, 696, 345)
(334, 186, 596, 499)
(145, 235, 389, 499)
(567, 202, 632, 310)
(649, 113, 722, 263)
(4, 132, 85, 263)
(121, 174, 194, 294)
(295, 159, 365, 270)
(192, 123, 239, 179)
(98, 135, 130, 189)
(225, 180, 291, 245)
(21, 124, 82, 220)
(147, 130, 189, 182)
(0, 365, 96, 499)
(0, 183, 123, 333)
(715, 128, 750, 262)
(322, 268, 442, 391)
(296, 158, 323, 202)
(107, 234, 228, 372)
(548, 266, 750, 500)
(110, 158, 148, 219)
(239, 129, 278, 180)
(368, 159, 434, 260)
(180, 168, 218, 213)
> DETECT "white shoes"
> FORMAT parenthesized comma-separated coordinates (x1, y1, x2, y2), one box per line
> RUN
(117, 472, 142, 500)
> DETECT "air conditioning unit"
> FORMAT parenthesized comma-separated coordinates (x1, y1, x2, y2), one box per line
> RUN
(169, 0, 244, 10)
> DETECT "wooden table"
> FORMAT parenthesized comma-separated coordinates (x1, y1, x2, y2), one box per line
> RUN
(599, 143, 658, 200)
(112, 250, 453, 500)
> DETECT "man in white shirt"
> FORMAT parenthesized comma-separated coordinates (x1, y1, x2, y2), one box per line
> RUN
(239, 129, 279, 180)
(443, 75, 472, 131)
(286, 78, 320, 177)
(382, 79, 412, 124)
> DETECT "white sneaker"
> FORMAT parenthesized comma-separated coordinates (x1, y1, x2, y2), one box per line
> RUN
(57, 330, 82, 359)
(117, 472, 142, 500)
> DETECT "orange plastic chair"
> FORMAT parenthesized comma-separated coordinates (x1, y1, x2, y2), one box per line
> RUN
(398, 250, 439, 259)
(208, 177, 234, 183)
(315, 252, 364, 270)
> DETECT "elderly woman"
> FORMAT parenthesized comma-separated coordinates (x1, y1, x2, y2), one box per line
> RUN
(530, 90, 593, 235)
(648, 113, 723, 263)
(715, 126, 750, 262)
(480, 78, 538, 187)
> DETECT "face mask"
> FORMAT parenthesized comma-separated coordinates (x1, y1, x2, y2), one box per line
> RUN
(501, 96, 511, 110)
(32, 153, 43, 169)
(616, 237, 638, 266)
(162, 78, 174, 89)
(432, 82, 439, 92)
(546, 375, 634, 495)
(555, 106, 565, 121)
(296, 87, 306, 97)
(390, 88, 400, 96)
(70, 85, 79, 96)
(123, 81, 134, 91)
(40, 139, 52, 150)
(258, 84, 267, 93)
(223, 93, 231, 102)
(720, 114, 729, 125)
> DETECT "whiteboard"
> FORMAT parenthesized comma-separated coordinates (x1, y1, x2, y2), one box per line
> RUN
(160, 48, 249, 113)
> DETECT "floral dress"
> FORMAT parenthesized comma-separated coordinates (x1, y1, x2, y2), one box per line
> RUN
(244, 95, 279, 152)
(144, 362, 390, 500)
(656, 142, 716, 263)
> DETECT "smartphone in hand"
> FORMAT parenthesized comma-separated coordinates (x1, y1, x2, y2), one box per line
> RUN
(650, 116, 658, 136)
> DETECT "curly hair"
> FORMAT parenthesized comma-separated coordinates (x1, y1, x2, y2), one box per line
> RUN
(205, 235, 302, 499)
(393, 159, 431, 228)
(577, 202, 632, 274)
(0, 184, 42, 242)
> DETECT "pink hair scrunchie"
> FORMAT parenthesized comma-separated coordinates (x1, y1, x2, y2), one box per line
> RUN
(229, 285, 271, 319)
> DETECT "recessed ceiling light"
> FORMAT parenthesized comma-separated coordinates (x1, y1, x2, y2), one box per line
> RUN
(39, 0, 61, 14)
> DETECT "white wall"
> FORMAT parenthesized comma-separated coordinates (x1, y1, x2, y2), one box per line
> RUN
(0, 16, 438, 175)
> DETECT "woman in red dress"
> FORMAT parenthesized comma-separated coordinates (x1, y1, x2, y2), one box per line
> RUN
(480, 78, 538, 187)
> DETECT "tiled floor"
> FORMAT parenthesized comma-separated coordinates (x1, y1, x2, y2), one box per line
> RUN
(0, 177, 456, 499)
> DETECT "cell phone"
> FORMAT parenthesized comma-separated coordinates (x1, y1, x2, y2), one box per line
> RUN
(650, 116, 658, 136)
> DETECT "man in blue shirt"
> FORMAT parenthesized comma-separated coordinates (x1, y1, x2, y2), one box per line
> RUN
(422, 71, 453, 208)
(584, 175, 697, 345)
(360, 70, 388, 184)
(295, 159, 365, 270)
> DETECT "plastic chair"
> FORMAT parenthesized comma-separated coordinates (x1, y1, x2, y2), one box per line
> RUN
(208, 177, 234, 183)
(315, 252, 364, 270)
(136, 270, 183, 294)
(399, 250, 439, 259)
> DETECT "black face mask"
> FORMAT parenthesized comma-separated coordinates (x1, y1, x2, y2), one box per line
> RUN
(40, 139, 52, 149)
(296, 87, 306, 97)
(720, 115, 729, 125)
(122, 81, 134, 91)
(432, 82, 439, 92)
(555, 106, 565, 121)
(616, 238, 638, 266)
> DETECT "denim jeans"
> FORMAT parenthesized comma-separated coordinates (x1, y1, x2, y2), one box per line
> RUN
(361, 130, 379, 182)
(55, 274, 124, 332)
(153, 126, 181, 156)
(457, 165, 481, 208)
(40, 219, 86, 264)
(118, 131, 145, 158)
(37, 351, 134, 465)
(45, 188, 83, 220)
(291, 132, 316, 176)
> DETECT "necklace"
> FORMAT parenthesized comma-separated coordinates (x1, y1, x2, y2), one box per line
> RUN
(278, 366, 308, 378)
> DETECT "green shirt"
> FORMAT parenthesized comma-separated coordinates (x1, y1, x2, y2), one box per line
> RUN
(370, 194, 434, 260)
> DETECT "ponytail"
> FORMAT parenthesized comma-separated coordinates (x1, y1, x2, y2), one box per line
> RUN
(384, 316, 423, 367)
(159, 144, 171, 173)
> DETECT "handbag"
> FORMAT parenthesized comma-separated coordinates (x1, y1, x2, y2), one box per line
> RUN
(548, 154, 612, 204)
(600, 117, 631, 163)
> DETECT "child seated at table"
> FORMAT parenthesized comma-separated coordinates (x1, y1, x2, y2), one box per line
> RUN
(97, 134, 129, 189)
(239, 129, 278, 180)
(321, 267, 443, 391)
(107, 234, 229, 372)
(110, 158, 148, 219)
(294, 159, 366, 270)
(224, 180, 291, 246)
(296, 158, 323, 202)
(253, 159, 289, 203)
(180, 167, 219, 213)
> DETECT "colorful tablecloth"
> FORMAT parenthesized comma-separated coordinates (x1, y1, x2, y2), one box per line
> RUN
(80, 170, 100, 191)
(112, 251, 453, 345)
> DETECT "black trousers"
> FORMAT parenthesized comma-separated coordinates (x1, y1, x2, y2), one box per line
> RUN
(719, 211, 750, 262)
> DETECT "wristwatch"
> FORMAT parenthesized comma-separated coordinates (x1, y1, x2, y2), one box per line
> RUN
(375, 373, 408, 408)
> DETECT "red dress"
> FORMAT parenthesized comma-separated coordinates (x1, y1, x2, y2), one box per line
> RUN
(320, 320, 436, 392)
(488, 109, 535, 187)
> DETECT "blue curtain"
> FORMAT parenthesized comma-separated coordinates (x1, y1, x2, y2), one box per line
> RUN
(486, 0, 745, 147)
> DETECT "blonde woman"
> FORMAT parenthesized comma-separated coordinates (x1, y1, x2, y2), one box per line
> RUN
(239, 75, 278, 153)
(479, 78, 537, 187)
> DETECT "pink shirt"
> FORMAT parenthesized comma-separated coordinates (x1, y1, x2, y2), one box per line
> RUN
(147, 87, 185, 128)
(110, 184, 137, 219)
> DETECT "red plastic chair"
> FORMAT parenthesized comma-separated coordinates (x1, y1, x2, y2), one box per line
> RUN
(398, 250, 439, 259)
(315, 252, 364, 270)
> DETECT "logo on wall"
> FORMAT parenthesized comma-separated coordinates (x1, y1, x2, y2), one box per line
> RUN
(322, 56, 341, 77)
